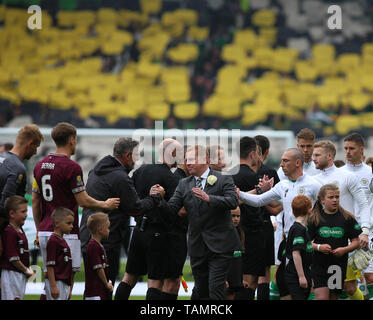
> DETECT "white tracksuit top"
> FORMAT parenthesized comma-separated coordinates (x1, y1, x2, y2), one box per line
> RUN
(240, 173, 322, 237)
(313, 164, 371, 230)
(339, 162, 373, 227)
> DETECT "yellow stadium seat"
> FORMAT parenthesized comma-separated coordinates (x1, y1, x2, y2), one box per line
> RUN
(166, 84, 190, 104)
(167, 44, 199, 63)
(57, 11, 76, 27)
(239, 83, 256, 101)
(221, 44, 246, 63)
(144, 86, 165, 104)
(216, 97, 241, 119)
(140, 0, 162, 15)
(233, 29, 257, 52)
(74, 10, 96, 28)
(188, 26, 209, 41)
(259, 27, 277, 45)
(312, 44, 335, 62)
(272, 48, 299, 73)
(97, 8, 118, 25)
(146, 103, 170, 120)
(117, 103, 140, 119)
(337, 53, 361, 74)
(359, 112, 373, 128)
(252, 9, 276, 28)
(254, 47, 275, 69)
(174, 9, 198, 26)
(335, 115, 361, 135)
(241, 104, 268, 126)
(0, 5, 5, 23)
(348, 93, 370, 111)
(101, 41, 124, 55)
(316, 93, 339, 110)
(164, 22, 184, 38)
(202, 95, 219, 116)
(361, 74, 373, 92)
(295, 60, 318, 82)
(174, 102, 199, 119)
(161, 11, 178, 27)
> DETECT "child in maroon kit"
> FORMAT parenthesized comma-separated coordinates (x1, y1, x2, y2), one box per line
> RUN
(45, 207, 74, 300)
(84, 212, 113, 300)
(1, 196, 34, 300)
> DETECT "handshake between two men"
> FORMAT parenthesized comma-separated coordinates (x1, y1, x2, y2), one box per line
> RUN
(149, 184, 212, 203)
(149, 174, 275, 206)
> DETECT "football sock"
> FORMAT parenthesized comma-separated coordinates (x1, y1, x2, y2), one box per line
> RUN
(338, 290, 349, 300)
(367, 284, 373, 300)
(114, 281, 133, 300)
(307, 292, 316, 300)
(348, 288, 364, 300)
(257, 283, 270, 300)
(269, 281, 280, 300)
(146, 288, 164, 300)
(161, 292, 178, 300)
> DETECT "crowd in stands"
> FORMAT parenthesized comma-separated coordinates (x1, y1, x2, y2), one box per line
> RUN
(0, 0, 373, 138)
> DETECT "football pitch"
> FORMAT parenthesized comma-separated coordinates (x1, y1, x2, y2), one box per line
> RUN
(23, 259, 275, 300)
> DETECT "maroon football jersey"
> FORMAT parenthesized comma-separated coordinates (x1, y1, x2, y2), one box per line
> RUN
(33, 154, 85, 235)
(46, 233, 72, 285)
(84, 239, 111, 300)
(0, 224, 29, 273)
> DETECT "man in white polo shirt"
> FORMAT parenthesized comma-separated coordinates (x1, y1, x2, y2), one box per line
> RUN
(312, 139, 371, 300)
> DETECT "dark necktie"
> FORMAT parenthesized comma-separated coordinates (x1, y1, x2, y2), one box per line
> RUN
(196, 177, 203, 190)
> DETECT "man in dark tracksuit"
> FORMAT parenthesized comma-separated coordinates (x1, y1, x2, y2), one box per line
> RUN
(80, 138, 161, 289)
(114, 138, 183, 300)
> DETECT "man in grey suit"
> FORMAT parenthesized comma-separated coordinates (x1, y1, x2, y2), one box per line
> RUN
(155, 145, 240, 300)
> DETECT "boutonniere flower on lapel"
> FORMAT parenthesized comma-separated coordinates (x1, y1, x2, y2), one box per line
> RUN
(207, 175, 217, 186)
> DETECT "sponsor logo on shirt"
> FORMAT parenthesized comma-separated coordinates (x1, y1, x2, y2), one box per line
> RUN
(318, 226, 344, 238)
(306, 241, 314, 253)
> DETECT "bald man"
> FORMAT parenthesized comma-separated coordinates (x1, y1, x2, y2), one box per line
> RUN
(115, 138, 183, 300)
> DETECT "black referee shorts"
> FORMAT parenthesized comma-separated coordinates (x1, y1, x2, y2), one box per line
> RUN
(125, 227, 168, 280)
(262, 220, 275, 267)
(242, 227, 266, 276)
(163, 231, 188, 279)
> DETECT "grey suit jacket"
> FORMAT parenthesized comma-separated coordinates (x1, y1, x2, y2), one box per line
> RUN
(160, 169, 241, 257)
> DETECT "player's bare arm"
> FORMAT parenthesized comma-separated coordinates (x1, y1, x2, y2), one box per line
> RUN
(74, 190, 120, 211)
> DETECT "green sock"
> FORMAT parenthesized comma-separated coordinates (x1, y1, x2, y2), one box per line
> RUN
(269, 281, 280, 300)
(367, 284, 373, 300)
(307, 292, 315, 300)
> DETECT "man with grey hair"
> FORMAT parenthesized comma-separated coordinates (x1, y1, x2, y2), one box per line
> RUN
(80, 137, 162, 293)
(114, 138, 183, 300)
(238, 148, 322, 299)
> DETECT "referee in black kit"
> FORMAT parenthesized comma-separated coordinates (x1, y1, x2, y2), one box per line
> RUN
(115, 138, 183, 300)
(161, 147, 190, 300)
(230, 137, 267, 300)
(254, 135, 281, 300)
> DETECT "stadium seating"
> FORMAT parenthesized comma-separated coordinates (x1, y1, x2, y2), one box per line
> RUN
(0, 1, 372, 135)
